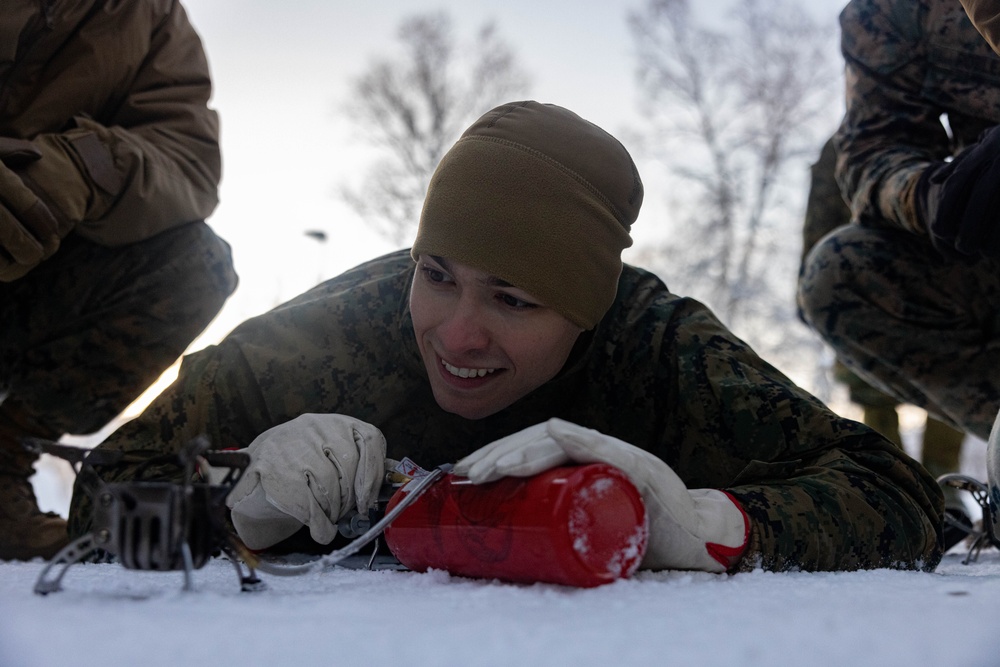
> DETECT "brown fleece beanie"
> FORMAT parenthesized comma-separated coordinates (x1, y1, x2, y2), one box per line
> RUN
(411, 101, 643, 329)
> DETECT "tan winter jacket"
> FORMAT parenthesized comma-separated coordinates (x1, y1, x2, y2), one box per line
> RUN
(0, 0, 221, 246)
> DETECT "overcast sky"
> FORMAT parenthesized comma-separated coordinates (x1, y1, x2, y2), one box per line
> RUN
(177, 0, 849, 348)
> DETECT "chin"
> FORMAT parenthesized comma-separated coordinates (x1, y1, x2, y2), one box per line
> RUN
(432, 391, 506, 421)
(440, 402, 499, 421)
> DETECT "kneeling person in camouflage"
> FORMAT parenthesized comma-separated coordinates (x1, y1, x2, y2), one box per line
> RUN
(799, 0, 1000, 449)
(0, 1, 237, 560)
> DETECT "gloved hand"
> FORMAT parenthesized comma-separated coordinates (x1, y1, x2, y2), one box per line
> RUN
(0, 140, 58, 281)
(454, 418, 750, 572)
(916, 124, 1000, 258)
(227, 413, 387, 550)
(0, 135, 88, 281)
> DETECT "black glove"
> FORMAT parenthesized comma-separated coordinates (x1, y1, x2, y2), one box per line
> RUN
(917, 124, 1000, 258)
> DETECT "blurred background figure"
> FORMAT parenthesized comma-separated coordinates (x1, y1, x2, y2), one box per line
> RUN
(798, 0, 1000, 549)
(800, 136, 966, 489)
(802, 137, 965, 477)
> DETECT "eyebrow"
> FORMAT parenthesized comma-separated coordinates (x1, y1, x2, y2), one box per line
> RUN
(429, 255, 516, 288)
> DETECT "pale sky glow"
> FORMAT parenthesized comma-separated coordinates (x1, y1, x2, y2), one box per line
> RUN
(178, 0, 848, 349)
(45, 0, 851, 449)
(181, 0, 651, 348)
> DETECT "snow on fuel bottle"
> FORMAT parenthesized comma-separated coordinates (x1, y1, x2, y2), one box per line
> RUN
(383, 463, 648, 588)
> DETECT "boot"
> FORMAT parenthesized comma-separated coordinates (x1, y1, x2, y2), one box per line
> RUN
(0, 471, 69, 560)
(0, 419, 69, 560)
(921, 416, 964, 480)
(836, 360, 903, 447)
(920, 416, 970, 552)
(941, 502, 974, 553)
(861, 404, 902, 448)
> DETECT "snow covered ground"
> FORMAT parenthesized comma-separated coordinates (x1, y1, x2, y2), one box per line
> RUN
(4, 423, 997, 667)
(2, 547, 1000, 667)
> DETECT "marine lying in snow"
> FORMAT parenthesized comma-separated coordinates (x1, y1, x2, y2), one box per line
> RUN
(67, 101, 944, 580)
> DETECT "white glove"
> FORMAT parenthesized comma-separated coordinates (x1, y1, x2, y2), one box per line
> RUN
(227, 413, 387, 550)
(454, 418, 749, 572)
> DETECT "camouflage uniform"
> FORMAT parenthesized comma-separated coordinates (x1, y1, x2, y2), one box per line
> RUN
(802, 138, 900, 438)
(798, 0, 1000, 441)
(801, 136, 965, 471)
(0, 224, 236, 466)
(71, 250, 943, 572)
(0, 1, 237, 559)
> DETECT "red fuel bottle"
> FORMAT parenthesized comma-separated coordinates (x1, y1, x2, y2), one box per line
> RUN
(383, 463, 648, 588)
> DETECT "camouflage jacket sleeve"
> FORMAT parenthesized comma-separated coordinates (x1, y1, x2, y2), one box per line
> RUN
(67, 251, 424, 536)
(835, 0, 950, 235)
(834, 0, 1000, 235)
(631, 285, 943, 571)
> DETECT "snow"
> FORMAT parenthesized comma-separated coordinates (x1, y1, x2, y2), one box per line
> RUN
(6, 428, 998, 667)
(2, 544, 1000, 666)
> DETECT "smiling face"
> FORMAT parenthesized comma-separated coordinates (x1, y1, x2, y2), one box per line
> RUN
(409, 255, 584, 420)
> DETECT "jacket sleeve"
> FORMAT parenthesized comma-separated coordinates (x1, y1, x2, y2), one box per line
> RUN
(67, 253, 420, 537)
(662, 298, 942, 572)
(65, 0, 221, 245)
(727, 422, 943, 572)
(961, 0, 1000, 55)
(67, 339, 266, 538)
(834, 0, 948, 236)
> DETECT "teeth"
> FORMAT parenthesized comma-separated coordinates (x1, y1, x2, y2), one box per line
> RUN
(442, 360, 496, 378)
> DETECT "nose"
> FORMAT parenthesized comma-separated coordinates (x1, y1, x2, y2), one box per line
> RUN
(436, 296, 491, 354)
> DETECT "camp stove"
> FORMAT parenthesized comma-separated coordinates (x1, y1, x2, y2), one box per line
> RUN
(24, 436, 265, 594)
(24, 437, 444, 595)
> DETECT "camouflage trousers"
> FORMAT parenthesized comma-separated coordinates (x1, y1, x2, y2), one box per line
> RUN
(0, 222, 237, 474)
(798, 224, 1000, 441)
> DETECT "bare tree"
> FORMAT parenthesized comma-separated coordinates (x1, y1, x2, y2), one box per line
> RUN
(339, 12, 530, 246)
(627, 0, 841, 382)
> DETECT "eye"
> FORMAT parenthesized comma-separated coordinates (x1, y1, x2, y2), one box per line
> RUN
(419, 265, 450, 284)
(497, 292, 537, 310)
